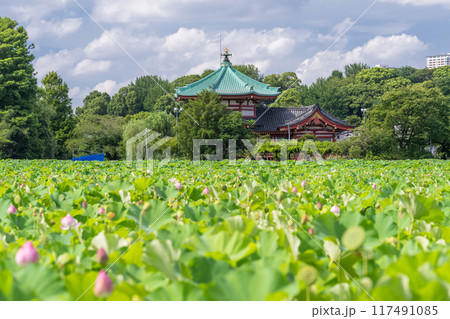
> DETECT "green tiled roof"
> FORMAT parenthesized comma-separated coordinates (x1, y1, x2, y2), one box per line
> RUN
(175, 60, 280, 98)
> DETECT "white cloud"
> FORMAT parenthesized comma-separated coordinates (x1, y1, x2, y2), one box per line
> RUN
(93, 0, 206, 23)
(34, 49, 81, 78)
(72, 59, 112, 75)
(296, 34, 427, 84)
(10, 0, 71, 21)
(381, 0, 450, 7)
(93, 80, 121, 95)
(27, 18, 83, 39)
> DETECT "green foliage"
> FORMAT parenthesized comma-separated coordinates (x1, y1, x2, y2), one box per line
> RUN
(233, 64, 264, 82)
(39, 71, 76, 159)
(264, 72, 301, 91)
(76, 90, 110, 116)
(172, 74, 201, 88)
(134, 76, 173, 113)
(0, 17, 50, 159)
(344, 63, 370, 78)
(432, 66, 450, 95)
(0, 159, 448, 301)
(122, 111, 175, 143)
(369, 85, 449, 157)
(178, 91, 229, 157)
(108, 86, 139, 116)
(153, 94, 177, 114)
(67, 114, 125, 159)
(272, 88, 301, 107)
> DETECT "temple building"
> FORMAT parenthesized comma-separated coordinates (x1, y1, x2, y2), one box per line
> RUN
(175, 49, 354, 142)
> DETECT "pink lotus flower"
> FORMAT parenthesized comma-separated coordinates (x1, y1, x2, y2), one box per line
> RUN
(82, 201, 88, 209)
(331, 205, 340, 216)
(317, 202, 322, 210)
(7, 204, 17, 214)
(98, 206, 106, 215)
(94, 270, 114, 298)
(15, 241, 39, 266)
(60, 214, 81, 230)
(372, 184, 377, 190)
(301, 180, 307, 188)
(97, 248, 109, 265)
(308, 227, 314, 235)
(439, 173, 443, 177)
(203, 186, 210, 195)
(426, 174, 430, 177)
(292, 186, 298, 194)
(175, 182, 181, 190)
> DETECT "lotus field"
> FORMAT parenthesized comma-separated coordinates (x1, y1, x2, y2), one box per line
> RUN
(0, 159, 449, 301)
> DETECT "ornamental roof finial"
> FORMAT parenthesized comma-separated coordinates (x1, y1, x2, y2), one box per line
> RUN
(221, 48, 232, 64)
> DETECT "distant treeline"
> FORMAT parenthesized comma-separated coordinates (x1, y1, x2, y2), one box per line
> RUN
(1, 17, 449, 160)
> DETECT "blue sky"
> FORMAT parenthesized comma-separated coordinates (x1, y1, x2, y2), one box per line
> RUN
(1, 0, 450, 108)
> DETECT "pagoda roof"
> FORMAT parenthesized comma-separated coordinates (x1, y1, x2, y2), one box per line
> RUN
(176, 50, 280, 99)
(252, 104, 354, 132)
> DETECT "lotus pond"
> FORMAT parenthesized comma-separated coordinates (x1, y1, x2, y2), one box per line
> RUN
(0, 159, 449, 301)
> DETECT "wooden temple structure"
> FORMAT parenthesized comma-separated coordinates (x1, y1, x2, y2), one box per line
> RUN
(175, 49, 354, 142)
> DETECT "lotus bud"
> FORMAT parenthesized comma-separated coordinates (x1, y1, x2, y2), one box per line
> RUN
(94, 270, 114, 298)
(301, 180, 307, 188)
(331, 205, 340, 216)
(82, 201, 88, 209)
(317, 201, 322, 210)
(7, 204, 17, 214)
(203, 186, 210, 195)
(97, 247, 109, 265)
(15, 241, 39, 266)
(308, 227, 314, 235)
(292, 186, 298, 194)
(175, 182, 181, 190)
(372, 184, 377, 190)
(98, 206, 106, 215)
(60, 214, 81, 230)
(301, 213, 308, 225)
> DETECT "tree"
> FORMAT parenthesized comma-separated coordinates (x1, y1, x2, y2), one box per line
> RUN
(432, 66, 450, 95)
(344, 67, 409, 112)
(108, 86, 138, 116)
(134, 75, 172, 112)
(0, 17, 50, 158)
(67, 114, 125, 160)
(234, 64, 264, 82)
(123, 111, 175, 143)
(369, 85, 449, 157)
(272, 88, 301, 107)
(264, 72, 301, 91)
(344, 63, 370, 78)
(39, 71, 76, 158)
(299, 76, 351, 119)
(394, 66, 433, 84)
(178, 91, 253, 158)
(153, 94, 177, 114)
(201, 69, 215, 78)
(219, 111, 255, 157)
(172, 74, 201, 88)
(76, 90, 110, 116)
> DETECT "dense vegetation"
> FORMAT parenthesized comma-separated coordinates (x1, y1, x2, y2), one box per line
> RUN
(0, 17, 449, 160)
(0, 159, 448, 300)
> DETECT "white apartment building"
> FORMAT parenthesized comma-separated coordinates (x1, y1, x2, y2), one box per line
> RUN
(427, 53, 450, 69)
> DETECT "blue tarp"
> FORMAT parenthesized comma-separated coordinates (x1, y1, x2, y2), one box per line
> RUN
(71, 154, 105, 161)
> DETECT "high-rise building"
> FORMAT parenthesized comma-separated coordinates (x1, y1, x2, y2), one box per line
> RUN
(427, 53, 450, 69)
